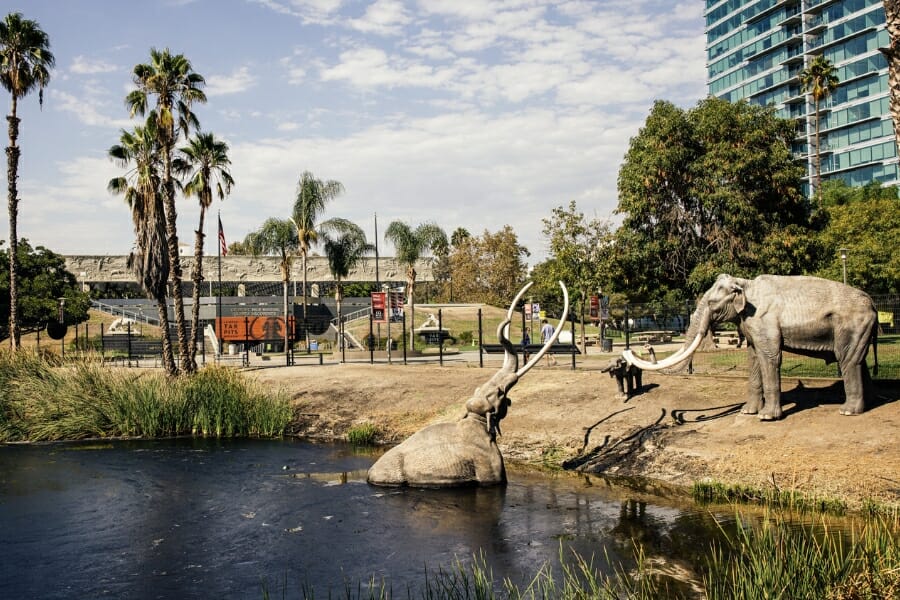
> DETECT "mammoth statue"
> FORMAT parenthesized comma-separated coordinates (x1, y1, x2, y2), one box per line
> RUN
(367, 281, 570, 487)
(622, 274, 878, 420)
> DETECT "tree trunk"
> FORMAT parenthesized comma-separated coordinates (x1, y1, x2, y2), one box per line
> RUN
(160, 124, 188, 374)
(407, 266, 417, 351)
(335, 281, 343, 359)
(6, 98, 20, 349)
(187, 207, 207, 372)
(882, 1, 900, 158)
(156, 294, 177, 375)
(282, 275, 289, 359)
(302, 250, 309, 350)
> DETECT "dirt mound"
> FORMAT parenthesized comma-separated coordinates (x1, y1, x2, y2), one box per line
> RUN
(246, 362, 900, 509)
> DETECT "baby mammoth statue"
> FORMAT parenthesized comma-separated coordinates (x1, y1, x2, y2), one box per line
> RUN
(367, 281, 569, 487)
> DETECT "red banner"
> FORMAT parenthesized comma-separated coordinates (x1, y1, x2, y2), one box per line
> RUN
(371, 292, 387, 323)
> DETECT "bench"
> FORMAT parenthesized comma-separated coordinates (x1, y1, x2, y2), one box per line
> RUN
(482, 343, 580, 355)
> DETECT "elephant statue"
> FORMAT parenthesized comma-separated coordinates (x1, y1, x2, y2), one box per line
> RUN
(601, 345, 654, 400)
(622, 274, 878, 420)
(367, 281, 570, 487)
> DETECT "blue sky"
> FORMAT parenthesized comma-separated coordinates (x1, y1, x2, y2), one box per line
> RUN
(4, 0, 706, 263)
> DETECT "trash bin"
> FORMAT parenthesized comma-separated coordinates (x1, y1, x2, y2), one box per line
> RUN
(228, 343, 237, 355)
(310, 340, 319, 351)
(601, 338, 613, 352)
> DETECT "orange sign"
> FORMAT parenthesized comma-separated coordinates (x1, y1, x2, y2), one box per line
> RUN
(216, 316, 295, 342)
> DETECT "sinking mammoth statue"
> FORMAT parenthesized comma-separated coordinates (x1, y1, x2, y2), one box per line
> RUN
(367, 281, 570, 487)
(622, 274, 878, 420)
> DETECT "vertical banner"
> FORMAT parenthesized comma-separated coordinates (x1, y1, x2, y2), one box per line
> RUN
(590, 295, 599, 320)
(524, 302, 532, 321)
(389, 291, 404, 322)
(371, 292, 387, 323)
(532, 303, 541, 320)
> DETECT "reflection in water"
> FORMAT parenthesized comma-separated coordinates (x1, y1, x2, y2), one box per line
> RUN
(1, 439, 734, 598)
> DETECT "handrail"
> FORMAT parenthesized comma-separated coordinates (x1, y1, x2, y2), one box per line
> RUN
(332, 307, 369, 326)
(91, 300, 159, 326)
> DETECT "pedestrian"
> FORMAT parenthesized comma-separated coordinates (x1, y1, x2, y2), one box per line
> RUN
(540, 319, 557, 366)
(521, 329, 531, 362)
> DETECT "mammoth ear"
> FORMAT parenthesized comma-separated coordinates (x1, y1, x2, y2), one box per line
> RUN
(731, 285, 746, 314)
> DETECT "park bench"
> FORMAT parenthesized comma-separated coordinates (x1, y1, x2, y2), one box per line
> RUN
(481, 343, 580, 355)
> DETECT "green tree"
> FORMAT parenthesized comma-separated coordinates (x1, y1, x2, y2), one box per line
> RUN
(291, 171, 344, 348)
(0, 240, 89, 342)
(244, 219, 299, 354)
(108, 118, 177, 374)
(1, 12, 54, 350)
(173, 131, 234, 372)
(814, 180, 900, 293)
(384, 221, 447, 350)
(448, 226, 529, 306)
(536, 202, 610, 352)
(126, 48, 206, 373)
(320, 218, 373, 348)
(800, 54, 839, 200)
(614, 97, 809, 301)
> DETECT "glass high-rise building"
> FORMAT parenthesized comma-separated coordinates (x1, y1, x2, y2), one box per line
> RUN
(705, 0, 898, 190)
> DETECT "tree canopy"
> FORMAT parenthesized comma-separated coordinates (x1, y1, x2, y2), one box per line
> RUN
(612, 97, 810, 301)
(0, 240, 89, 342)
(446, 225, 529, 306)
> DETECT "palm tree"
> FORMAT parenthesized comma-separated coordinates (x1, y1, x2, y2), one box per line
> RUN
(108, 117, 177, 375)
(126, 48, 206, 373)
(290, 171, 344, 349)
(320, 218, 374, 353)
(244, 219, 299, 357)
(883, 1, 900, 158)
(1, 12, 54, 349)
(384, 221, 448, 350)
(173, 132, 234, 372)
(800, 54, 839, 201)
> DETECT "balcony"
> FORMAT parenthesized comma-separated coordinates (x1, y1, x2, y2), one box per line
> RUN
(804, 15, 827, 35)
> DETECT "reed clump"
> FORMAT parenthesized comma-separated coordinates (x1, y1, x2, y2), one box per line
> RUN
(0, 350, 291, 441)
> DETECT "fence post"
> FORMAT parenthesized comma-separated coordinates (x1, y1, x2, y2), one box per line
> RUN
(624, 304, 630, 350)
(570, 313, 576, 370)
(100, 323, 105, 359)
(369, 312, 374, 364)
(244, 316, 250, 367)
(438, 308, 443, 366)
(402, 312, 407, 365)
(478, 308, 483, 368)
(126, 321, 133, 368)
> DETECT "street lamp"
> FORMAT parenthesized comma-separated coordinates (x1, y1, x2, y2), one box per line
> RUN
(839, 247, 848, 285)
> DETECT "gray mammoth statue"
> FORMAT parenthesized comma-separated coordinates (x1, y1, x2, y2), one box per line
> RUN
(622, 274, 878, 420)
(367, 281, 570, 487)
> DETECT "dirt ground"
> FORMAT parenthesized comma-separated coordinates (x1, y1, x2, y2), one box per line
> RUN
(245, 360, 900, 510)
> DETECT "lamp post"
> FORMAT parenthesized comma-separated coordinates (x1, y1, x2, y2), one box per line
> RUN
(840, 247, 848, 285)
(57, 298, 66, 359)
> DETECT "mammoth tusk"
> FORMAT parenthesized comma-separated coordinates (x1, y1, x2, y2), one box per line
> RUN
(516, 281, 569, 378)
(621, 333, 703, 370)
(499, 282, 534, 372)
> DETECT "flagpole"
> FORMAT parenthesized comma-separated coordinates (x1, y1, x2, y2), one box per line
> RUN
(217, 211, 223, 361)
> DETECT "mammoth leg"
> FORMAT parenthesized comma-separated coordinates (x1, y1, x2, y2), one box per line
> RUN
(742, 344, 764, 415)
(633, 366, 643, 392)
(836, 322, 873, 416)
(757, 348, 784, 421)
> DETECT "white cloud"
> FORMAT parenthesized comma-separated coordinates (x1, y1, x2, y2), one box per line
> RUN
(349, 0, 411, 35)
(50, 89, 133, 129)
(69, 55, 118, 75)
(206, 66, 257, 96)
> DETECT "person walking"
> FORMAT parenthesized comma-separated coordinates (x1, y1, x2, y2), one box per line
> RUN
(540, 319, 557, 366)
(521, 329, 531, 362)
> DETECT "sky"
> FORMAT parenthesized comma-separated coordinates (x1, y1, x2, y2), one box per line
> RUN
(3, 0, 707, 264)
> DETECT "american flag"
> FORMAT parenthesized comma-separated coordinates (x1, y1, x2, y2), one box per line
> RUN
(218, 216, 227, 256)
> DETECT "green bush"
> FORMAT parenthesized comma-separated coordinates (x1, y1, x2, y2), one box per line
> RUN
(347, 422, 379, 446)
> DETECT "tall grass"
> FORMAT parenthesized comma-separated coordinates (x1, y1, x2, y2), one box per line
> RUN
(0, 350, 291, 441)
(704, 512, 900, 600)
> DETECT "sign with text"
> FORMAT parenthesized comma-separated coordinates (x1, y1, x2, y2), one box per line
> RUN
(216, 316, 295, 342)
(371, 292, 387, 323)
(389, 291, 404, 322)
(589, 295, 600, 320)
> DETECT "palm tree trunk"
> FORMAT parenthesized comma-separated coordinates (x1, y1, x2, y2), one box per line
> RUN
(335, 281, 343, 361)
(160, 128, 189, 373)
(301, 250, 309, 350)
(282, 276, 289, 359)
(156, 294, 177, 375)
(6, 97, 21, 349)
(814, 96, 821, 202)
(407, 266, 416, 351)
(883, 1, 900, 159)
(187, 207, 207, 372)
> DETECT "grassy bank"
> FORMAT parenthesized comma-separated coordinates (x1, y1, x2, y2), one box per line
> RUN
(0, 350, 292, 441)
(263, 513, 899, 599)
